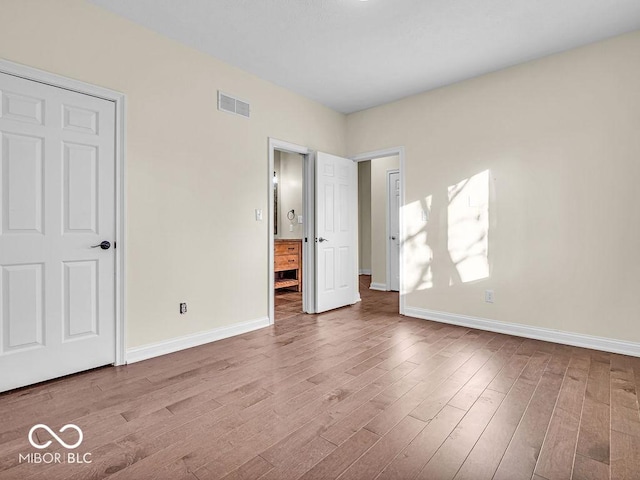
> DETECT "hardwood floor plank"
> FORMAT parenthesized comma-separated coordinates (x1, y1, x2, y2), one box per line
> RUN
(296, 429, 380, 480)
(453, 351, 551, 480)
(448, 337, 523, 411)
(257, 437, 336, 480)
(534, 402, 583, 480)
(492, 353, 570, 480)
(610, 354, 640, 438)
(338, 415, 426, 480)
(610, 430, 640, 480)
(576, 355, 611, 465)
(217, 455, 274, 480)
(376, 405, 466, 480)
(572, 453, 610, 480)
(416, 388, 505, 480)
(321, 373, 419, 445)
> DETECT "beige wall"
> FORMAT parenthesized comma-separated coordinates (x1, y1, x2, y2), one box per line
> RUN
(358, 161, 371, 272)
(370, 156, 400, 287)
(348, 30, 640, 343)
(0, 0, 346, 349)
(276, 152, 304, 240)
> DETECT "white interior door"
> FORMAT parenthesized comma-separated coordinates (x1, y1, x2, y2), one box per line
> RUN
(315, 152, 358, 313)
(0, 72, 116, 392)
(388, 170, 400, 292)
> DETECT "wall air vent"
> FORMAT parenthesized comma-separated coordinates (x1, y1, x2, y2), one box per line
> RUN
(218, 91, 250, 118)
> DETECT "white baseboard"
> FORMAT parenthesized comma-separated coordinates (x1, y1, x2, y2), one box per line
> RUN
(126, 317, 270, 364)
(359, 269, 372, 275)
(370, 282, 388, 291)
(404, 307, 640, 357)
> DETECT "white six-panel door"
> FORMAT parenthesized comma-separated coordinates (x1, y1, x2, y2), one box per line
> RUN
(388, 170, 400, 292)
(0, 72, 116, 392)
(315, 152, 358, 313)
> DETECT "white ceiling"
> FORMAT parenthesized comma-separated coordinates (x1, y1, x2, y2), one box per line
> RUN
(89, 0, 640, 114)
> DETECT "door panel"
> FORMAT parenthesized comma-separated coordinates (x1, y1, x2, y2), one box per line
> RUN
(64, 142, 98, 233)
(63, 260, 98, 339)
(2, 133, 43, 233)
(315, 152, 357, 313)
(2, 263, 44, 352)
(0, 72, 116, 392)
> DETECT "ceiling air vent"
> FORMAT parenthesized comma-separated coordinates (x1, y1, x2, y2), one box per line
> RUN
(218, 91, 250, 118)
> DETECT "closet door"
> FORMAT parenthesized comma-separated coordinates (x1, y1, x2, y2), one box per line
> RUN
(0, 72, 116, 392)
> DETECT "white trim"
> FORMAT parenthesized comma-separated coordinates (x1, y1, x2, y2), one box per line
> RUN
(404, 307, 640, 358)
(268, 138, 314, 325)
(126, 317, 270, 364)
(359, 269, 372, 275)
(351, 147, 406, 314)
(303, 151, 316, 314)
(370, 282, 388, 291)
(0, 58, 127, 366)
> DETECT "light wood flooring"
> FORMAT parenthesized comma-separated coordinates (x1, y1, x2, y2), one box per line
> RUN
(274, 288, 303, 321)
(1, 276, 639, 479)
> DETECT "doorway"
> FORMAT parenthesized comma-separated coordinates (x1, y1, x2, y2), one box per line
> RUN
(273, 149, 305, 320)
(353, 147, 405, 314)
(268, 141, 360, 322)
(268, 139, 314, 323)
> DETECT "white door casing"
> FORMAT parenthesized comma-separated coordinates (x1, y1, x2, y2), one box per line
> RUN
(388, 170, 400, 292)
(315, 152, 358, 313)
(0, 72, 117, 392)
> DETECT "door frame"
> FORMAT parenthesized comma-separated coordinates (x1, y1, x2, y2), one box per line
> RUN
(0, 58, 127, 366)
(386, 169, 400, 292)
(351, 147, 406, 315)
(267, 138, 315, 324)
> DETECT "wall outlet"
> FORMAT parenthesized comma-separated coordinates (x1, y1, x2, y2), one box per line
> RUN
(179, 303, 187, 314)
(484, 290, 494, 303)
(421, 210, 429, 222)
(289, 224, 294, 232)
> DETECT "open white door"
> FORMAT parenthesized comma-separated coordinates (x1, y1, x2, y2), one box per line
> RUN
(315, 152, 358, 313)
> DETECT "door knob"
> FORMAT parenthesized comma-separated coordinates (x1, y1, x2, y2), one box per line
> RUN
(318, 237, 329, 243)
(91, 241, 111, 250)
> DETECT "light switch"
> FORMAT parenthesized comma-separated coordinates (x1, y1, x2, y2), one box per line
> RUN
(298, 215, 303, 224)
(421, 210, 429, 222)
(255, 209, 263, 221)
(289, 224, 294, 232)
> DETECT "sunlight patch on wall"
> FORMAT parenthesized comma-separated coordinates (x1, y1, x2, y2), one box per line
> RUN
(404, 196, 433, 291)
(447, 170, 489, 283)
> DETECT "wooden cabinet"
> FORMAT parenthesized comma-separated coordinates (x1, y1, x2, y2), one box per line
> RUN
(274, 239, 302, 291)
